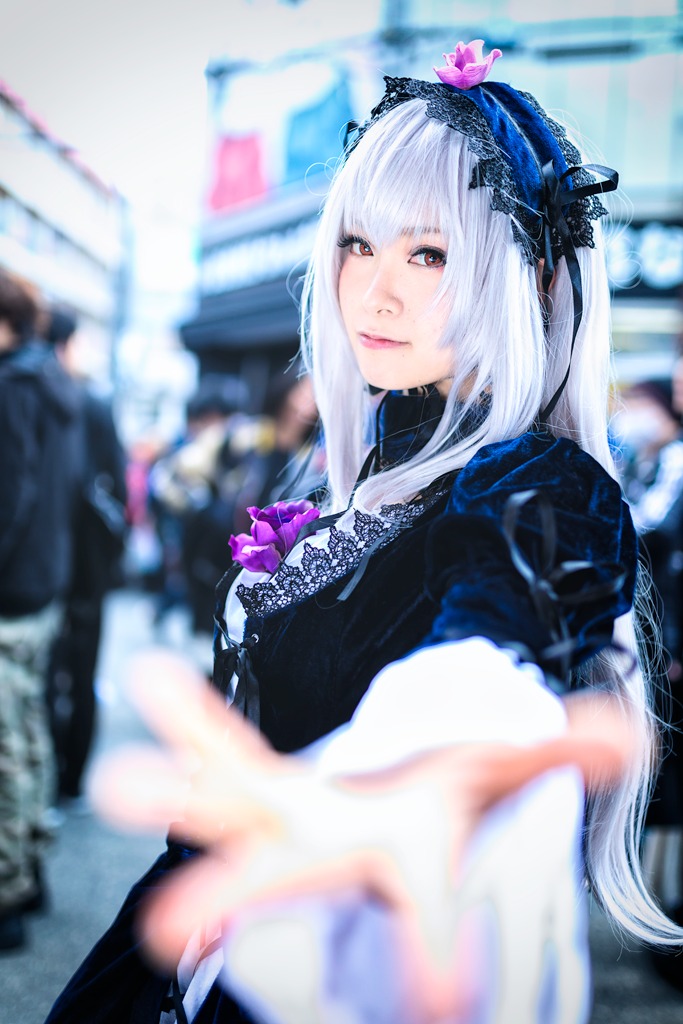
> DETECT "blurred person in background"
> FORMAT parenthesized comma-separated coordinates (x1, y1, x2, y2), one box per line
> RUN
(150, 375, 250, 667)
(229, 371, 321, 535)
(615, 380, 683, 678)
(0, 271, 82, 951)
(123, 434, 168, 590)
(182, 370, 322, 649)
(44, 309, 128, 809)
(616, 379, 683, 540)
(150, 371, 319, 671)
(672, 346, 683, 423)
(614, 379, 683, 992)
(147, 426, 201, 629)
(44, 43, 683, 1023)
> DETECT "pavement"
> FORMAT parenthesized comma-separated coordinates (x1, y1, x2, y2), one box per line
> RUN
(1, 588, 683, 1023)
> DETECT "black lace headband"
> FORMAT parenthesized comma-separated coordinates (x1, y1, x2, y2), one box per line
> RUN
(343, 42, 619, 418)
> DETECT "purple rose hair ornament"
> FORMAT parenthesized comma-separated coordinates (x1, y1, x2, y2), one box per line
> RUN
(229, 499, 320, 574)
(434, 39, 502, 90)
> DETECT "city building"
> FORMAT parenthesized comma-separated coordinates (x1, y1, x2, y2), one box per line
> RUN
(180, 3, 683, 399)
(0, 79, 128, 383)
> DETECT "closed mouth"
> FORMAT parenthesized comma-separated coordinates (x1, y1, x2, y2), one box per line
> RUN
(358, 333, 408, 349)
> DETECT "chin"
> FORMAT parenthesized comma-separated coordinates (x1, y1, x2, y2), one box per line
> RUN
(358, 366, 420, 393)
(364, 375, 444, 395)
(364, 377, 411, 393)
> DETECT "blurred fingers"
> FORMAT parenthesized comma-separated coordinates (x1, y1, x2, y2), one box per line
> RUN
(88, 746, 188, 832)
(138, 840, 373, 969)
(124, 648, 274, 769)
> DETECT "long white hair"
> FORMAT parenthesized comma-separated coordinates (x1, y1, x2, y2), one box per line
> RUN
(300, 98, 681, 945)
(301, 100, 614, 507)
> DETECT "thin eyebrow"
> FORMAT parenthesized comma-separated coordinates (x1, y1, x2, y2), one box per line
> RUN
(401, 232, 448, 248)
(342, 226, 444, 241)
(401, 227, 444, 237)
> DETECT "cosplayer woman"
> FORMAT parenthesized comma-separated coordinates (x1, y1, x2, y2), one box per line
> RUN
(46, 41, 683, 1024)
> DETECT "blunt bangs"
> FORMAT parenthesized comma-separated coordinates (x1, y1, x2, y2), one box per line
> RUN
(338, 100, 470, 252)
(330, 100, 505, 335)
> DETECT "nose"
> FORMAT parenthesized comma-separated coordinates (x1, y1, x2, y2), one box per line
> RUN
(362, 259, 402, 316)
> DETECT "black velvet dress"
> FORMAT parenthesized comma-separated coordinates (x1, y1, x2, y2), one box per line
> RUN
(45, 406, 637, 1024)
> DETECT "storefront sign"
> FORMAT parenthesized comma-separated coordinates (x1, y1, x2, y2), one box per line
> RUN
(606, 221, 683, 296)
(199, 217, 319, 295)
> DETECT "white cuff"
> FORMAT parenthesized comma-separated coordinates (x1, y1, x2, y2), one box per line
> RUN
(315, 637, 566, 776)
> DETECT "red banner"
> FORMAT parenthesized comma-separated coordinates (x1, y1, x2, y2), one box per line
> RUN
(207, 134, 268, 212)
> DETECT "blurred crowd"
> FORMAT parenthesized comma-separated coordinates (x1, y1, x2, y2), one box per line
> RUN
(129, 364, 321, 670)
(0, 266, 320, 955)
(0, 268, 128, 952)
(611, 365, 683, 992)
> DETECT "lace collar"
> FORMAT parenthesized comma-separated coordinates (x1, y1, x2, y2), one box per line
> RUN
(236, 481, 449, 620)
(234, 388, 458, 619)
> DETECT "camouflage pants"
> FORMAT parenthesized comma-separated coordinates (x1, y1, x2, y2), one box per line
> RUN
(0, 603, 60, 910)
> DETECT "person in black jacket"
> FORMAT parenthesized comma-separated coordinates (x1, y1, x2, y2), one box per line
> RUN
(45, 309, 128, 806)
(0, 272, 82, 951)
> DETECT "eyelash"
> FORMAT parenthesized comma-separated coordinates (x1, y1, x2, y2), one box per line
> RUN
(337, 234, 369, 252)
(337, 235, 447, 267)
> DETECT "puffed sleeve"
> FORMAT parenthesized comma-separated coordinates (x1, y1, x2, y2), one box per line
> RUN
(421, 432, 637, 679)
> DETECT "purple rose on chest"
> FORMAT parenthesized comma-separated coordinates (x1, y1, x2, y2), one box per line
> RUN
(229, 499, 320, 574)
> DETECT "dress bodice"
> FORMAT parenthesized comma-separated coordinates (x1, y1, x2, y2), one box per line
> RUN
(214, 485, 452, 753)
(214, 429, 636, 754)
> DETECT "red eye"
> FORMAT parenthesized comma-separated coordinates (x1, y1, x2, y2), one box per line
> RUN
(352, 240, 373, 256)
(425, 251, 443, 266)
(412, 248, 447, 268)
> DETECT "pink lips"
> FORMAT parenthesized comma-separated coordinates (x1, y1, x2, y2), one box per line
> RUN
(358, 332, 408, 350)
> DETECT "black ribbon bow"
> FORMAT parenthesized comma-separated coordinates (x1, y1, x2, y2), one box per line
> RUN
(502, 488, 627, 684)
(539, 162, 619, 421)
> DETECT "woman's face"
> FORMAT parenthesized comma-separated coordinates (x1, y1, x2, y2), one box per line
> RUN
(337, 229, 453, 396)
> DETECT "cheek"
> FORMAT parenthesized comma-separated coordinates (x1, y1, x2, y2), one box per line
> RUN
(420, 294, 449, 345)
(337, 260, 356, 326)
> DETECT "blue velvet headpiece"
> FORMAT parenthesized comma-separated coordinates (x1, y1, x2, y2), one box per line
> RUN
(349, 75, 616, 266)
(345, 70, 619, 419)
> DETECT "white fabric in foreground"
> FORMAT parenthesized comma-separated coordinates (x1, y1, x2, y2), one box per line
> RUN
(315, 638, 567, 774)
(214, 639, 589, 1024)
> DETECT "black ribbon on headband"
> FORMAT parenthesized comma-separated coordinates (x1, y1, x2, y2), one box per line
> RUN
(539, 162, 618, 421)
(342, 119, 361, 151)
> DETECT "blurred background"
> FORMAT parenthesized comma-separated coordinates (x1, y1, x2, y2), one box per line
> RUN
(1, 1, 683, 1019)
(3, 0, 682, 611)
(3, 0, 682, 428)
(2, 0, 681, 616)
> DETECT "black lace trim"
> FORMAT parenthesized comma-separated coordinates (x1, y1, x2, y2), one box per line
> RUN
(349, 77, 607, 265)
(519, 90, 606, 254)
(235, 487, 445, 619)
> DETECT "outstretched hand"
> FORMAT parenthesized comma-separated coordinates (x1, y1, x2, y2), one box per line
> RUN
(90, 649, 634, 1020)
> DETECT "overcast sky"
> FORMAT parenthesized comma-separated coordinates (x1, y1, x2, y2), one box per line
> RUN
(1, 0, 380, 220)
(0, 0, 383, 299)
(5, 0, 665, 299)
